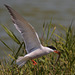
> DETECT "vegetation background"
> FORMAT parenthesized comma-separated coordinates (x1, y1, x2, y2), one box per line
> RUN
(0, 22, 75, 75)
(0, 0, 75, 75)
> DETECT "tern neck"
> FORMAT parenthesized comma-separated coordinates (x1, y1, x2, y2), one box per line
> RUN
(42, 46, 54, 53)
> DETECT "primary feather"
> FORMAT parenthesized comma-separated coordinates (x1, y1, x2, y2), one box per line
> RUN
(4, 4, 41, 53)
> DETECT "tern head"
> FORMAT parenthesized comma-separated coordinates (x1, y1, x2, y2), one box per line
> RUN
(47, 46, 60, 55)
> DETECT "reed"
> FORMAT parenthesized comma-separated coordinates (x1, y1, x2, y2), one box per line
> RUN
(0, 22, 75, 75)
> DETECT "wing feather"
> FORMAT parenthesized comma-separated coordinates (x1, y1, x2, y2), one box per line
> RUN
(5, 4, 41, 53)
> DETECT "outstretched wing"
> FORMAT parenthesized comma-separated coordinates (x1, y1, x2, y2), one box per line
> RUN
(5, 4, 41, 53)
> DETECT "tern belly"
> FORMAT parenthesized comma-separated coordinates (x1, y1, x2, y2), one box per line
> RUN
(25, 49, 48, 59)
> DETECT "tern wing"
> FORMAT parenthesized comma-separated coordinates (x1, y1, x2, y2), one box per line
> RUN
(5, 4, 41, 53)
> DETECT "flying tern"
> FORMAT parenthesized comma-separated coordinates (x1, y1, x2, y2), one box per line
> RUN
(5, 4, 60, 67)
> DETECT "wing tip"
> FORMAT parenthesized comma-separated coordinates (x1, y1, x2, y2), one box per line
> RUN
(4, 4, 16, 20)
(4, 4, 10, 10)
(4, 4, 8, 7)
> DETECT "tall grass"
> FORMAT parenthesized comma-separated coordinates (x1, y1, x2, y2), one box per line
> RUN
(0, 22, 75, 75)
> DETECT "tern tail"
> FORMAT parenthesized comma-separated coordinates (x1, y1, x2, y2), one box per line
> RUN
(16, 56, 29, 67)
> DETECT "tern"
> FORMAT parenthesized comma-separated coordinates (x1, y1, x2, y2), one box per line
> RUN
(5, 4, 60, 67)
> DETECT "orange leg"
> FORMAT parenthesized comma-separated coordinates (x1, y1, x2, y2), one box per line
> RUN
(31, 60, 37, 65)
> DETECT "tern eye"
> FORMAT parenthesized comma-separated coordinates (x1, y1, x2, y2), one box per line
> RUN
(47, 46, 56, 50)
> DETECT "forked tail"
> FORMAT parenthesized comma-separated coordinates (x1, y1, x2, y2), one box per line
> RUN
(16, 56, 29, 67)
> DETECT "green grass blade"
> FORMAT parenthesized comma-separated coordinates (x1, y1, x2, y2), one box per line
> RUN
(0, 39, 13, 52)
(1, 24, 21, 44)
(42, 22, 46, 38)
(54, 33, 66, 42)
(49, 26, 56, 41)
(8, 54, 15, 60)
(59, 24, 67, 31)
(47, 19, 52, 40)
(11, 42, 24, 64)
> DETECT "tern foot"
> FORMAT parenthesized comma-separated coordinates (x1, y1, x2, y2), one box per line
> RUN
(31, 60, 37, 65)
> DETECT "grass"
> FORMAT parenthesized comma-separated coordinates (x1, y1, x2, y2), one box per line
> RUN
(0, 22, 75, 75)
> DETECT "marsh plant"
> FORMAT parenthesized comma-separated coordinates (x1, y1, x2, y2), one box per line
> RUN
(0, 21, 75, 75)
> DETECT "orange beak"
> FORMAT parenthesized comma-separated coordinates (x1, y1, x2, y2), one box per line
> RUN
(54, 50, 60, 55)
(54, 50, 61, 64)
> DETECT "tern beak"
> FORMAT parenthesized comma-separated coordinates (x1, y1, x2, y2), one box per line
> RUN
(54, 50, 60, 55)
(54, 50, 61, 64)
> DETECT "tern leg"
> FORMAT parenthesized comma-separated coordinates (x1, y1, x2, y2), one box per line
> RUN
(31, 60, 37, 65)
